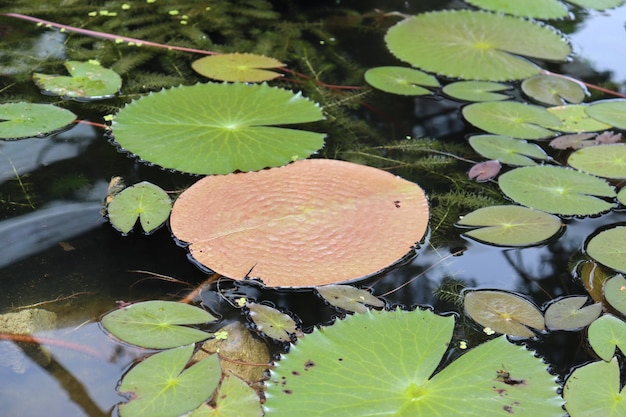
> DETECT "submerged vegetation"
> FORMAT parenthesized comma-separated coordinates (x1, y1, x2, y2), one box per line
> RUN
(1, 0, 626, 416)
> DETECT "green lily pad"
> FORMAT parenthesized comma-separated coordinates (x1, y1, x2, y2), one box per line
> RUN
(188, 374, 263, 417)
(522, 74, 587, 106)
(464, 0, 569, 19)
(586, 99, 626, 129)
(545, 105, 612, 133)
(112, 82, 325, 175)
(106, 181, 172, 234)
(464, 290, 545, 337)
(118, 345, 221, 417)
(544, 296, 602, 331)
(316, 285, 385, 313)
(457, 205, 562, 246)
(468, 134, 548, 166)
(33, 60, 122, 100)
(442, 81, 510, 102)
(567, 0, 624, 9)
(604, 274, 626, 316)
(247, 302, 300, 342)
(364, 66, 439, 96)
(498, 166, 615, 215)
(101, 300, 216, 349)
(264, 308, 562, 416)
(191, 53, 285, 82)
(462, 102, 559, 139)
(0, 102, 76, 140)
(619, 187, 626, 206)
(564, 358, 626, 417)
(385, 10, 571, 81)
(568, 143, 626, 179)
(586, 226, 626, 273)
(587, 314, 626, 360)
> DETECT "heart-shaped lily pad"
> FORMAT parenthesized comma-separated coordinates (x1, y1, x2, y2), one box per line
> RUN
(385, 10, 571, 81)
(442, 81, 510, 102)
(586, 99, 626, 129)
(364, 66, 439, 95)
(457, 205, 562, 246)
(586, 225, 626, 273)
(33, 60, 122, 100)
(247, 302, 300, 342)
(464, 0, 569, 19)
(169, 159, 429, 287)
(587, 314, 626, 361)
(0, 102, 76, 140)
(188, 373, 263, 417)
(316, 285, 385, 313)
(544, 296, 602, 331)
(112, 82, 325, 175)
(106, 181, 172, 234)
(464, 290, 545, 337)
(568, 143, 626, 179)
(604, 274, 626, 316)
(498, 166, 615, 216)
(101, 300, 216, 349)
(191, 53, 285, 82)
(468, 134, 548, 166)
(521, 74, 586, 106)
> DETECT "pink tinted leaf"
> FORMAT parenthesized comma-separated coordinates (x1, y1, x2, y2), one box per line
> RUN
(549, 133, 596, 150)
(469, 160, 501, 181)
(595, 130, 622, 145)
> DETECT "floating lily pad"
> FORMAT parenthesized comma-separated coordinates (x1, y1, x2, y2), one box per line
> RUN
(169, 159, 429, 287)
(112, 82, 325, 175)
(101, 300, 216, 349)
(118, 345, 221, 417)
(385, 10, 571, 81)
(498, 166, 615, 215)
(545, 105, 612, 133)
(568, 143, 626, 179)
(457, 205, 562, 246)
(364, 66, 439, 95)
(567, 0, 624, 9)
(468, 134, 548, 166)
(549, 133, 597, 150)
(577, 259, 613, 303)
(191, 53, 285, 82)
(0, 102, 76, 140)
(586, 225, 626, 273)
(522, 74, 586, 105)
(316, 285, 385, 313)
(462, 101, 559, 139)
(544, 296, 602, 331)
(247, 302, 300, 342)
(442, 81, 510, 102)
(604, 274, 626, 316)
(463, 290, 545, 337)
(620, 188, 626, 206)
(106, 181, 172, 234)
(188, 374, 263, 417)
(33, 60, 122, 100)
(587, 314, 626, 360)
(586, 99, 626, 129)
(468, 160, 502, 181)
(264, 308, 562, 416)
(564, 358, 626, 417)
(464, 0, 569, 19)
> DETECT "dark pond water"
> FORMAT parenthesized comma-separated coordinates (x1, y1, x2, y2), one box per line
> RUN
(0, 1, 625, 416)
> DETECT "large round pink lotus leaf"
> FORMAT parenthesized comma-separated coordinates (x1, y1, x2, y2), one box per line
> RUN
(170, 159, 429, 287)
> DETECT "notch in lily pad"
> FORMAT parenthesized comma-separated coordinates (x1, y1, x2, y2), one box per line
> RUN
(544, 296, 601, 331)
(0, 102, 76, 140)
(105, 181, 172, 235)
(33, 60, 122, 100)
(364, 66, 439, 96)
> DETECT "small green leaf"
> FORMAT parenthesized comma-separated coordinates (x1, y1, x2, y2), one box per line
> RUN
(568, 143, 626, 179)
(188, 374, 263, 417)
(364, 66, 439, 96)
(544, 296, 602, 331)
(567, 0, 624, 10)
(498, 166, 615, 215)
(586, 99, 626, 129)
(468, 134, 548, 166)
(191, 53, 285, 82)
(522, 74, 586, 105)
(33, 60, 122, 100)
(464, 0, 569, 19)
(442, 81, 510, 102)
(112, 82, 325, 175)
(564, 358, 626, 417)
(316, 285, 385, 313)
(247, 302, 299, 342)
(101, 300, 216, 349)
(0, 102, 76, 140)
(587, 314, 626, 361)
(586, 226, 626, 273)
(462, 101, 559, 139)
(106, 181, 172, 234)
(604, 274, 626, 316)
(119, 346, 221, 417)
(457, 205, 562, 246)
(545, 105, 612, 133)
(464, 290, 545, 337)
(619, 187, 626, 206)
